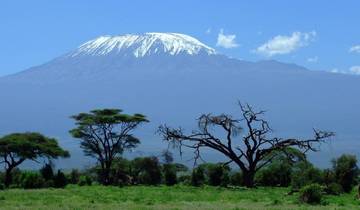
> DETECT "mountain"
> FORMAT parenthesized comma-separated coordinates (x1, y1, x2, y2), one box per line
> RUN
(0, 32, 359, 168)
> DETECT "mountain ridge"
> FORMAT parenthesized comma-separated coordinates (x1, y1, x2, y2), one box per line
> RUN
(0, 33, 360, 168)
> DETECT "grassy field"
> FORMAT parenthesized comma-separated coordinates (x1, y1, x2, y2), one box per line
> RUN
(0, 185, 359, 210)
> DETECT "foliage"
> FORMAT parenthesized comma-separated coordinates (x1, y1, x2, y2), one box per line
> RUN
(191, 166, 205, 186)
(299, 183, 323, 204)
(131, 157, 162, 185)
(19, 172, 45, 189)
(205, 163, 230, 186)
(110, 157, 132, 186)
(178, 175, 191, 185)
(291, 162, 323, 190)
(163, 164, 177, 186)
(78, 175, 92, 186)
(0, 132, 69, 187)
(332, 154, 358, 193)
(53, 170, 67, 188)
(158, 103, 333, 187)
(69, 169, 81, 184)
(325, 183, 343, 195)
(40, 163, 54, 181)
(229, 171, 243, 186)
(256, 148, 306, 187)
(70, 108, 148, 185)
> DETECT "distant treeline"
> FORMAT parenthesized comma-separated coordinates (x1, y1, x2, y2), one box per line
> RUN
(0, 103, 358, 204)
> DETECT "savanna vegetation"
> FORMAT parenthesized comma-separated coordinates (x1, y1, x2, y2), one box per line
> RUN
(0, 105, 359, 209)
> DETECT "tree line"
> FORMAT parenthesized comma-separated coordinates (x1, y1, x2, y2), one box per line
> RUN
(0, 104, 358, 204)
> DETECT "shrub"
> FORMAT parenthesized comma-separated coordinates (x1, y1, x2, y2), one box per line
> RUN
(291, 162, 323, 191)
(69, 169, 81, 184)
(299, 184, 323, 204)
(78, 175, 92, 186)
(163, 164, 177, 186)
(191, 167, 205, 187)
(43, 180, 54, 188)
(131, 157, 162, 185)
(178, 175, 191, 185)
(207, 164, 230, 186)
(111, 158, 132, 186)
(256, 162, 292, 187)
(332, 154, 358, 193)
(229, 172, 243, 186)
(325, 183, 343, 195)
(40, 163, 54, 181)
(53, 170, 67, 188)
(20, 172, 44, 189)
(322, 169, 336, 187)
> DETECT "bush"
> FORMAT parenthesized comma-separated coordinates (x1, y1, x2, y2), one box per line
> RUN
(291, 162, 323, 191)
(207, 164, 230, 186)
(53, 170, 67, 188)
(78, 175, 92, 186)
(19, 172, 44, 189)
(163, 164, 177, 186)
(256, 162, 292, 187)
(40, 163, 54, 181)
(229, 172, 243, 186)
(132, 157, 162, 185)
(191, 167, 205, 187)
(299, 184, 323, 204)
(178, 175, 191, 185)
(325, 183, 343, 195)
(69, 169, 81, 184)
(332, 154, 358, 193)
(111, 158, 132, 186)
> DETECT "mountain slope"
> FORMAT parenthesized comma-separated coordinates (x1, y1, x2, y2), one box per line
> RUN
(0, 33, 359, 168)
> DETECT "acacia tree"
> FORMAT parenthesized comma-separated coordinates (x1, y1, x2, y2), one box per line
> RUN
(0, 132, 69, 187)
(70, 109, 148, 185)
(158, 103, 334, 187)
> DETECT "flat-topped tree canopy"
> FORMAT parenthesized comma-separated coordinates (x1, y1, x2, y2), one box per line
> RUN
(69, 108, 148, 185)
(0, 132, 69, 187)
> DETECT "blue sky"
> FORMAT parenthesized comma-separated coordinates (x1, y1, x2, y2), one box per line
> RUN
(1, 0, 360, 76)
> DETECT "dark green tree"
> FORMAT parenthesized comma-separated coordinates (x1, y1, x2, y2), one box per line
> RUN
(332, 154, 358, 193)
(0, 132, 69, 187)
(131, 156, 162, 185)
(191, 166, 205, 187)
(53, 170, 67, 188)
(163, 164, 177, 186)
(40, 163, 54, 181)
(70, 109, 148, 185)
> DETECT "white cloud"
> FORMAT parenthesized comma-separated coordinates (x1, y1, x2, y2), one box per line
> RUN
(255, 31, 316, 57)
(331, 68, 340, 73)
(307, 56, 318, 63)
(349, 45, 360, 53)
(330, 66, 360, 75)
(205, 28, 211, 34)
(216, 29, 239, 49)
(350, 66, 360, 74)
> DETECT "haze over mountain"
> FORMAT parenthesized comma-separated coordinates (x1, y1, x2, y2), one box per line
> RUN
(1, 32, 359, 168)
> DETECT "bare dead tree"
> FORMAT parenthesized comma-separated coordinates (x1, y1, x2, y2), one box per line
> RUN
(158, 103, 334, 187)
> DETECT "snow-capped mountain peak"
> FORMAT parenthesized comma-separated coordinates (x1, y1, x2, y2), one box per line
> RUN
(69, 32, 216, 58)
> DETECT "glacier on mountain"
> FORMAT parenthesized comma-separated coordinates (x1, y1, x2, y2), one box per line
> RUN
(68, 32, 216, 58)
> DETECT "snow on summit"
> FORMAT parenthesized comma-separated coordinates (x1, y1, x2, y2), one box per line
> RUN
(69, 32, 216, 57)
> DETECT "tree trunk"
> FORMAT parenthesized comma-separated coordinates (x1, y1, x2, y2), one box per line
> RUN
(4, 168, 13, 187)
(100, 161, 112, 185)
(242, 170, 256, 188)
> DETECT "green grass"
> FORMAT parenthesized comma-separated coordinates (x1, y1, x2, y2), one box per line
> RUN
(0, 185, 359, 210)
